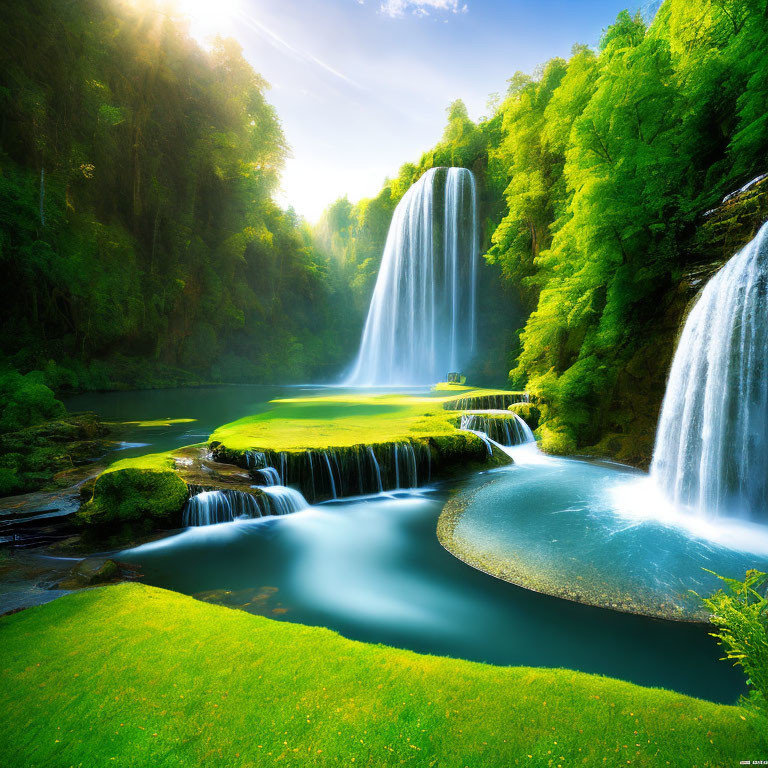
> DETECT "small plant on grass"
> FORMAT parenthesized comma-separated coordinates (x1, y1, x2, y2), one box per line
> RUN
(701, 569, 768, 720)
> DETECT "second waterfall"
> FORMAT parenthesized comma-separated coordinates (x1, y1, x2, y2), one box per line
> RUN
(345, 167, 478, 386)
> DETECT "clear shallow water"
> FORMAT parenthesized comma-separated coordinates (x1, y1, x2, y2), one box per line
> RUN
(451, 446, 768, 619)
(121, 484, 744, 703)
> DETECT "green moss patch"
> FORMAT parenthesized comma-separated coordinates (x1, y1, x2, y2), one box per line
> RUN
(0, 413, 111, 497)
(121, 418, 197, 428)
(0, 583, 763, 767)
(77, 466, 188, 533)
(210, 393, 463, 452)
(209, 389, 520, 453)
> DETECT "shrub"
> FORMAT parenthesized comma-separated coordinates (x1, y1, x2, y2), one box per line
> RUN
(536, 420, 576, 455)
(700, 570, 768, 720)
(0, 371, 65, 432)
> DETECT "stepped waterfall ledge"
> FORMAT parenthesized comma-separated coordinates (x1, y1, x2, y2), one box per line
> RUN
(651, 221, 768, 523)
(345, 167, 478, 386)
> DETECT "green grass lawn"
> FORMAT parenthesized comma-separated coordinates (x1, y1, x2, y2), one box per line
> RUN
(1, 583, 765, 767)
(208, 391, 500, 452)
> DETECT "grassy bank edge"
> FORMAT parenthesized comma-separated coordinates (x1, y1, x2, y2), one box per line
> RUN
(0, 583, 765, 767)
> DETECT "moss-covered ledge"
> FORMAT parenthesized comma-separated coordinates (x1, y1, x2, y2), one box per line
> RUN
(76, 388, 520, 531)
(208, 392, 512, 502)
(441, 389, 528, 411)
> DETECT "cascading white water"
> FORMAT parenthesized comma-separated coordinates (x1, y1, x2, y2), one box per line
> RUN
(184, 485, 311, 526)
(254, 467, 280, 486)
(651, 221, 768, 522)
(261, 486, 309, 515)
(460, 412, 535, 447)
(345, 167, 478, 386)
(184, 490, 270, 526)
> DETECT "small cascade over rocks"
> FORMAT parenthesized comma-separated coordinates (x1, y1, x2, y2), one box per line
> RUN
(223, 441, 436, 503)
(460, 412, 535, 447)
(254, 467, 280, 486)
(345, 167, 479, 386)
(184, 479, 310, 527)
(651, 221, 768, 522)
(260, 485, 309, 515)
(183, 489, 270, 526)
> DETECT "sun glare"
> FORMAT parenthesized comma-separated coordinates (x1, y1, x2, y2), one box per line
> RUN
(173, 0, 242, 40)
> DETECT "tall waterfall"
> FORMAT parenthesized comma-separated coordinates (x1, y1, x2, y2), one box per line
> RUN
(651, 221, 768, 522)
(345, 167, 478, 386)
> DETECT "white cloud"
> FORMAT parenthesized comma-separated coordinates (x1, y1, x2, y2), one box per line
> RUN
(378, 0, 468, 18)
(237, 11, 363, 89)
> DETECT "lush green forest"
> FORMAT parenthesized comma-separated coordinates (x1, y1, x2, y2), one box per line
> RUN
(0, 0, 352, 416)
(318, 0, 768, 463)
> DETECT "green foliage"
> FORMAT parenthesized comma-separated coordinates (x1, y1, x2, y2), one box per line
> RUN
(480, 1, 768, 452)
(507, 402, 541, 429)
(701, 569, 768, 720)
(77, 467, 188, 532)
(317, 0, 768, 454)
(0, 583, 764, 767)
(0, 370, 65, 432)
(0, 0, 352, 389)
(536, 420, 577, 455)
(0, 411, 109, 496)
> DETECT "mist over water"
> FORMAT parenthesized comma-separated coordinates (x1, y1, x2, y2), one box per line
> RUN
(345, 167, 478, 386)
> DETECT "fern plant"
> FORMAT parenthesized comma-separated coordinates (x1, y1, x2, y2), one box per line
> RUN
(700, 569, 768, 720)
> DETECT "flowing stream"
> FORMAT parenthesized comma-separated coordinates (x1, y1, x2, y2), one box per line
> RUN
(117, 465, 743, 703)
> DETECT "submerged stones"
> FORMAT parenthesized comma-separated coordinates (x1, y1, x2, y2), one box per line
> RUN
(437, 474, 711, 622)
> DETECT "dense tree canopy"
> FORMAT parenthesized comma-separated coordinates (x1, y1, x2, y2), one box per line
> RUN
(0, 0, 351, 395)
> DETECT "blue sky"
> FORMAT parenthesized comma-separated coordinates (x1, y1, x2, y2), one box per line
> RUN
(183, 0, 641, 220)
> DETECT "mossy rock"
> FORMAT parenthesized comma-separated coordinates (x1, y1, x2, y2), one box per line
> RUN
(507, 402, 541, 429)
(0, 413, 112, 497)
(58, 558, 122, 588)
(77, 468, 188, 532)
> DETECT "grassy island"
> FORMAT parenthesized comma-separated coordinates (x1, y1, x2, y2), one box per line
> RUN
(75, 388, 522, 533)
(209, 389, 518, 452)
(0, 583, 764, 768)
